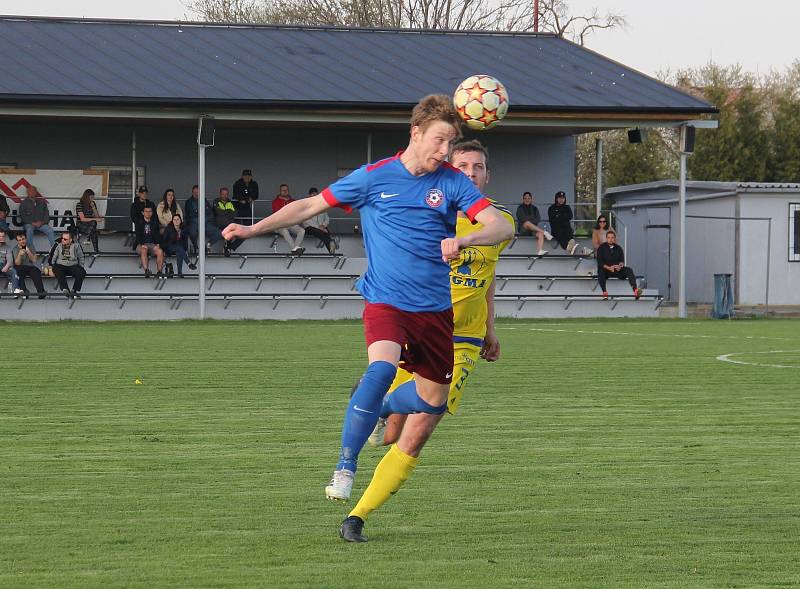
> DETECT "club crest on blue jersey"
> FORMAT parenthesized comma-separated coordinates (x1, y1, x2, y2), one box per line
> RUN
(425, 188, 444, 208)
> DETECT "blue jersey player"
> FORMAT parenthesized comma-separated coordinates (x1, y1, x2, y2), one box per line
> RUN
(223, 95, 514, 535)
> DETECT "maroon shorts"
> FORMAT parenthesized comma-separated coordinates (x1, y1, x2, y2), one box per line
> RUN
(363, 302, 455, 384)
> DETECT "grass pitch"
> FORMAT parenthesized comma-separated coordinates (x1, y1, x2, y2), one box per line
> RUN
(1, 318, 799, 588)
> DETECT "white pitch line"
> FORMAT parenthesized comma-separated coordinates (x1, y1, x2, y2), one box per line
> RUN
(496, 326, 798, 342)
(715, 350, 800, 369)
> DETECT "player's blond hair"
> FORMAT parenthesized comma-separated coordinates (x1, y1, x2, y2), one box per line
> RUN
(410, 94, 463, 138)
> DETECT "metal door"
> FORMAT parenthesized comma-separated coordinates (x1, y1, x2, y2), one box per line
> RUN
(645, 207, 671, 299)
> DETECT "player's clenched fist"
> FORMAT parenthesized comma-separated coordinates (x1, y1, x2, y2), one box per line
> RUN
(441, 237, 462, 262)
(222, 223, 250, 241)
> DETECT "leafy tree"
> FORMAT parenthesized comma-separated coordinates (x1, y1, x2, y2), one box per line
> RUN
(766, 62, 800, 182)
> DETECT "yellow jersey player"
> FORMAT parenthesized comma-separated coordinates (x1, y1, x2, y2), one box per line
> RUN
(340, 139, 515, 542)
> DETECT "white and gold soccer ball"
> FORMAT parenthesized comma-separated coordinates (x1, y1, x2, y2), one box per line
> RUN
(453, 75, 509, 131)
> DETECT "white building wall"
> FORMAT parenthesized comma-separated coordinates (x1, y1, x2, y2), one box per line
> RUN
(739, 193, 800, 305)
(682, 197, 737, 303)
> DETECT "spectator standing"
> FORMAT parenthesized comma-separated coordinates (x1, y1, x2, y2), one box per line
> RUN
(515, 191, 553, 256)
(0, 194, 10, 232)
(75, 188, 103, 253)
(232, 169, 259, 225)
(596, 229, 641, 300)
(212, 187, 244, 256)
(302, 187, 338, 254)
(130, 186, 156, 224)
(0, 229, 21, 294)
(19, 185, 56, 251)
(185, 184, 222, 254)
(134, 205, 164, 277)
(12, 232, 46, 298)
(156, 188, 183, 231)
(592, 215, 610, 250)
(162, 214, 191, 277)
(548, 190, 580, 255)
(49, 231, 86, 296)
(271, 184, 305, 255)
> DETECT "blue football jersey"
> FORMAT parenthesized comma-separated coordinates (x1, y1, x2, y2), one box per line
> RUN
(322, 153, 490, 312)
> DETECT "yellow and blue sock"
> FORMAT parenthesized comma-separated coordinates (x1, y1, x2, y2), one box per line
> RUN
(349, 444, 418, 521)
(337, 360, 396, 473)
(379, 379, 447, 418)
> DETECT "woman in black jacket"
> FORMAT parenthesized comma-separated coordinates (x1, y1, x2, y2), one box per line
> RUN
(162, 214, 193, 277)
(547, 190, 579, 254)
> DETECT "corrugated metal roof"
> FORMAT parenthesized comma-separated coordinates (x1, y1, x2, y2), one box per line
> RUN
(608, 180, 800, 199)
(0, 15, 715, 114)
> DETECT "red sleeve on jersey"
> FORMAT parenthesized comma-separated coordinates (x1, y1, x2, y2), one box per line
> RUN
(465, 197, 492, 223)
(321, 187, 353, 213)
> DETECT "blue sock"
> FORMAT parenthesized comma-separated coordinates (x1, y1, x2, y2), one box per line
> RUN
(380, 380, 448, 418)
(337, 361, 396, 473)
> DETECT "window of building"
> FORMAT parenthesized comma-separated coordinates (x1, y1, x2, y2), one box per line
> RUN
(790, 203, 800, 262)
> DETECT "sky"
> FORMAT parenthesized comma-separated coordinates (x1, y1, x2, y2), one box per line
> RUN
(1, 0, 798, 77)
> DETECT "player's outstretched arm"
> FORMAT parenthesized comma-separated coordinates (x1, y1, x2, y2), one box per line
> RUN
(480, 278, 501, 362)
(441, 206, 513, 261)
(222, 194, 332, 241)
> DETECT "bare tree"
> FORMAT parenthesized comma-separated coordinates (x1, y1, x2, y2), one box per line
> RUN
(183, 0, 625, 45)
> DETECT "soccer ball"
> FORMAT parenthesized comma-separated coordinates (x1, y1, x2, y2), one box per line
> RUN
(453, 75, 509, 131)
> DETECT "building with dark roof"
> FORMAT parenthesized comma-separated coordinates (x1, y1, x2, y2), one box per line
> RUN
(0, 15, 716, 231)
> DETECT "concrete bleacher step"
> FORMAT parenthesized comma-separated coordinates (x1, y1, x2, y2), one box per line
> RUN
(3, 232, 663, 320)
(85, 252, 365, 275)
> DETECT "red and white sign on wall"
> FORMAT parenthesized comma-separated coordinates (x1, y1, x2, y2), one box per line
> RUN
(0, 168, 109, 230)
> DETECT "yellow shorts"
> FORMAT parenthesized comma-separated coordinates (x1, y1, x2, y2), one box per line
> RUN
(387, 341, 481, 415)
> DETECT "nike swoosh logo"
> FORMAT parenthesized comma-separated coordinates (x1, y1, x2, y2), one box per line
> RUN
(380, 192, 399, 199)
(353, 405, 374, 414)
(445, 372, 453, 379)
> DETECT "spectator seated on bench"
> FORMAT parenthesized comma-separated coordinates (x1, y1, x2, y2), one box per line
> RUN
(185, 184, 223, 254)
(515, 191, 552, 256)
(596, 229, 641, 300)
(49, 231, 86, 297)
(134, 205, 165, 278)
(76, 188, 104, 253)
(213, 187, 244, 257)
(162, 214, 193, 277)
(302, 187, 337, 254)
(0, 229, 21, 294)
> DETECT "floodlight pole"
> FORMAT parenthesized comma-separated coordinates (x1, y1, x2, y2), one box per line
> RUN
(595, 137, 603, 218)
(198, 142, 207, 320)
(534, 0, 539, 32)
(197, 115, 215, 320)
(678, 126, 688, 319)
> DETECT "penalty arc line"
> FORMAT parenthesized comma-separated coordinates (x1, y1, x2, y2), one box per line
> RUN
(715, 350, 800, 369)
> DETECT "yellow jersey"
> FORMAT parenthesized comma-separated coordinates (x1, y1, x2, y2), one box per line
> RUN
(450, 202, 515, 341)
